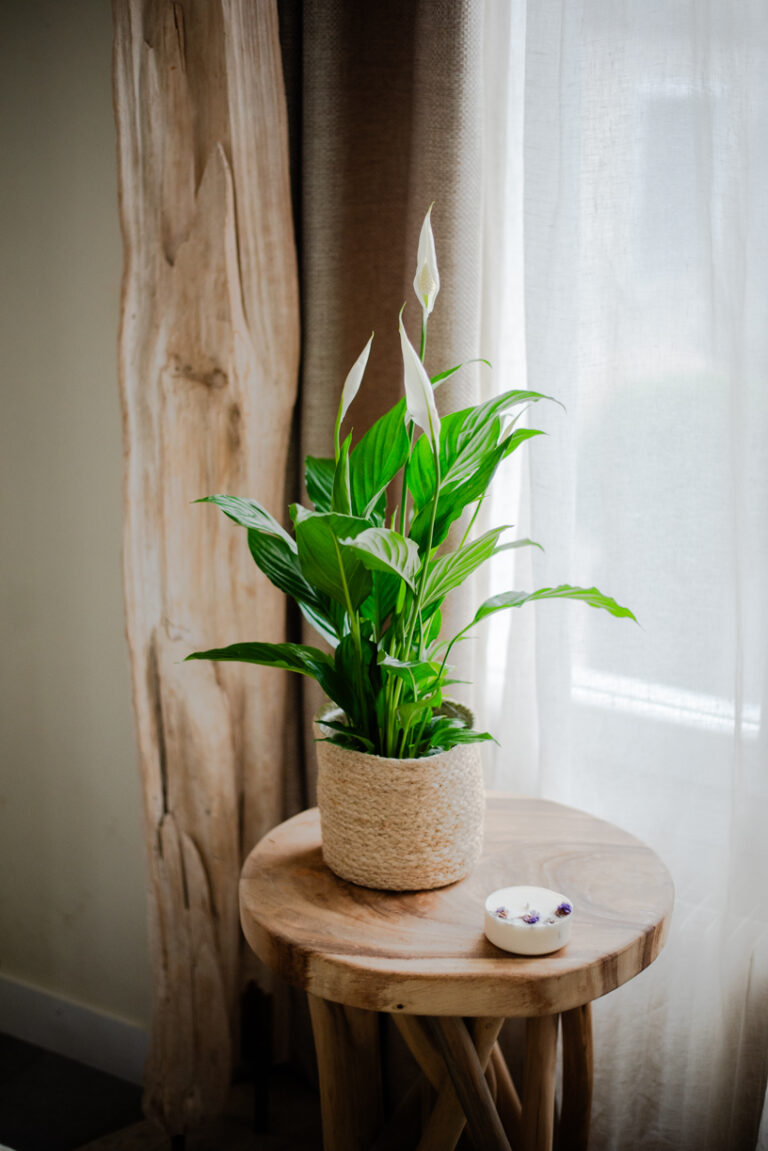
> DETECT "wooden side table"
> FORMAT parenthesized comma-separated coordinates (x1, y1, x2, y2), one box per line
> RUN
(240, 794, 673, 1151)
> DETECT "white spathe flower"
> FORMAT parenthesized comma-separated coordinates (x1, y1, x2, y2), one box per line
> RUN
(399, 316, 440, 449)
(413, 205, 440, 316)
(338, 333, 374, 429)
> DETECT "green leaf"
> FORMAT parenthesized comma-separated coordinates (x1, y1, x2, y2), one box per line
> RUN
(409, 429, 545, 551)
(501, 426, 545, 459)
(196, 494, 292, 544)
(378, 652, 441, 688)
(407, 408, 498, 510)
(333, 634, 379, 731)
(305, 457, 335, 512)
(298, 602, 340, 648)
(422, 526, 510, 609)
(339, 527, 421, 590)
(396, 698, 437, 727)
(349, 398, 410, 517)
(471, 585, 637, 625)
(247, 529, 318, 606)
(431, 358, 492, 387)
(423, 607, 442, 649)
(494, 537, 544, 554)
(247, 531, 340, 648)
(331, 433, 353, 515)
(468, 387, 558, 427)
(429, 722, 496, 750)
(408, 390, 551, 513)
(185, 640, 344, 702)
(316, 718, 376, 754)
(293, 507, 372, 609)
(359, 570, 401, 633)
(406, 389, 548, 549)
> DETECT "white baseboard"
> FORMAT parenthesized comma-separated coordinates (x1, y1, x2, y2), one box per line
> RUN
(0, 973, 149, 1085)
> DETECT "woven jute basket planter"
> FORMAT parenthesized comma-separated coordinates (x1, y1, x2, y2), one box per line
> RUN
(314, 704, 485, 891)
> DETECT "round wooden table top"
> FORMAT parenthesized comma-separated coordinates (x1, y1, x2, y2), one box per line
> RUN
(240, 793, 674, 1017)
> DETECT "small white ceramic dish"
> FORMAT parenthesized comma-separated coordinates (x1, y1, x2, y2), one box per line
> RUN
(484, 885, 573, 956)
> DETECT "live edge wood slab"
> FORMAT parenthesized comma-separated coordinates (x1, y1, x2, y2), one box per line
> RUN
(240, 794, 674, 1151)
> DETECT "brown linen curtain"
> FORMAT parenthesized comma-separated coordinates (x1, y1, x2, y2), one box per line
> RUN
(283, 0, 487, 792)
(114, 0, 486, 1134)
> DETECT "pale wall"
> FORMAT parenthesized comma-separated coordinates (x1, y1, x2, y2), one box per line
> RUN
(0, 0, 150, 1035)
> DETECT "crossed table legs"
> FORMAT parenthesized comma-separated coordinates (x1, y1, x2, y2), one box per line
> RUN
(308, 995, 593, 1151)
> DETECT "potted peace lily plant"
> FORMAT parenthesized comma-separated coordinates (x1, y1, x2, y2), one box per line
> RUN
(187, 208, 634, 891)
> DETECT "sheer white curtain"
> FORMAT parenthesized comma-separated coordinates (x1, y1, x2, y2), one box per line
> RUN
(480, 2, 768, 1147)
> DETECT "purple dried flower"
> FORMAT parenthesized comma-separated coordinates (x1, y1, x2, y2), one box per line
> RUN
(555, 901, 573, 918)
(493, 906, 509, 919)
(521, 911, 540, 925)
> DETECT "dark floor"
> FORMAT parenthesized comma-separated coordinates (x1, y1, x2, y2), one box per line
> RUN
(0, 1033, 322, 1151)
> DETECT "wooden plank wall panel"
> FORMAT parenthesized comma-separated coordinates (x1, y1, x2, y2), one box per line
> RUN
(112, 0, 299, 1132)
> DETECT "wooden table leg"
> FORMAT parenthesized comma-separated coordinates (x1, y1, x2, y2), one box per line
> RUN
(393, 1015, 507, 1151)
(522, 1014, 559, 1151)
(560, 1003, 593, 1151)
(428, 1017, 513, 1151)
(490, 1042, 523, 1146)
(307, 993, 383, 1151)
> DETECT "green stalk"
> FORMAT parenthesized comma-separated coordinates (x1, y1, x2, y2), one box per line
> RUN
(459, 493, 485, 549)
(332, 537, 366, 729)
(398, 420, 415, 534)
(387, 308, 435, 757)
(386, 442, 442, 756)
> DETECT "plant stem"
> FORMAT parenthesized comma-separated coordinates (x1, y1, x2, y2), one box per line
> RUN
(459, 493, 485, 549)
(386, 445, 441, 756)
(398, 421, 415, 535)
(333, 537, 366, 725)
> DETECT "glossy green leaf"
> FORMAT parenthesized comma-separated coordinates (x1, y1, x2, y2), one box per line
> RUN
(247, 531, 340, 647)
(409, 429, 544, 550)
(422, 526, 510, 608)
(494, 537, 544, 554)
(396, 698, 437, 727)
(305, 457, 335, 512)
(298, 602, 340, 648)
(429, 722, 496, 750)
(316, 718, 376, 754)
(378, 652, 441, 687)
(339, 527, 421, 590)
(407, 407, 497, 510)
(185, 641, 343, 702)
(501, 426, 545, 459)
(406, 390, 547, 549)
(359, 570, 401, 634)
(247, 528, 318, 606)
(430, 358, 492, 388)
(293, 507, 372, 609)
(423, 607, 442, 649)
(349, 398, 410, 517)
(333, 634, 379, 732)
(331, 433, 353, 515)
(471, 585, 637, 625)
(196, 494, 292, 544)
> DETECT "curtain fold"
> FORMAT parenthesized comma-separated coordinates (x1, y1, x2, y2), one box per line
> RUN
(483, 1, 768, 1146)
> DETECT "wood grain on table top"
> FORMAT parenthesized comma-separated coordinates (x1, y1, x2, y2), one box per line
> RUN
(239, 795, 674, 1017)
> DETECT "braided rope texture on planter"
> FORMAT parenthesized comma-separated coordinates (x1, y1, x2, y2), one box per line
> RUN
(315, 711, 485, 891)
